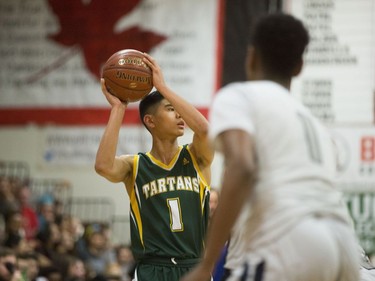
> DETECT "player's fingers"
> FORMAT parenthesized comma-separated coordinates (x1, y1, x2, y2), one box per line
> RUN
(101, 78, 125, 105)
(142, 57, 155, 71)
(143, 52, 154, 62)
(100, 78, 108, 93)
(101, 79, 113, 97)
(143, 53, 161, 69)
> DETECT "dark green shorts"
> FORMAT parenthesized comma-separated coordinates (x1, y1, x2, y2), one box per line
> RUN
(134, 257, 199, 281)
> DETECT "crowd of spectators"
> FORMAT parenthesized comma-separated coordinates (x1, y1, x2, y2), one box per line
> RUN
(0, 175, 135, 281)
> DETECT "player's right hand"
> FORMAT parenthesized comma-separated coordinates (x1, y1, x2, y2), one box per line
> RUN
(180, 263, 212, 281)
(101, 78, 128, 107)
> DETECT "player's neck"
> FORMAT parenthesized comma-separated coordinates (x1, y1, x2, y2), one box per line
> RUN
(150, 139, 180, 164)
(272, 78, 291, 90)
(264, 73, 292, 90)
(251, 69, 292, 90)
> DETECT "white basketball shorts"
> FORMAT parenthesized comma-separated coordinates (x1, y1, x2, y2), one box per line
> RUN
(228, 216, 360, 281)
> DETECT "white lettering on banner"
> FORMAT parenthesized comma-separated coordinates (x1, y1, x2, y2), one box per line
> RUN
(285, 0, 375, 124)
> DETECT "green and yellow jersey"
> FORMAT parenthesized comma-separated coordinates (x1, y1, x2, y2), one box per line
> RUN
(128, 144, 210, 261)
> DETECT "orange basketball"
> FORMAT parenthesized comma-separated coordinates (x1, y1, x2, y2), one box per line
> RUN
(102, 49, 153, 103)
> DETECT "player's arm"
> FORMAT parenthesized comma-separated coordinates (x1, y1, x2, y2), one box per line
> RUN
(95, 79, 134, 184)
(181, 129, 257, 281)
(143, 53, 214, 168)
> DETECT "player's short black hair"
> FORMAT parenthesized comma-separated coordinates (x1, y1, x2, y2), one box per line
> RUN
(139, 90, 164, 129)
(250, 13, 309, 77)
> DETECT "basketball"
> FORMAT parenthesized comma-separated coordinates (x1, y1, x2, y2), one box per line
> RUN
(102, 49, 153, 103)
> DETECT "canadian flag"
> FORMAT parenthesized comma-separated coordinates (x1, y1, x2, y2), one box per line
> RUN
(0, 0, 222, 125)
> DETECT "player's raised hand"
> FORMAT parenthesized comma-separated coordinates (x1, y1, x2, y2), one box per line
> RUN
(142, 53, 167, 92)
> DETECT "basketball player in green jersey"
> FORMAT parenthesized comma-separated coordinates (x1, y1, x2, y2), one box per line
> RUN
(95, 53, 214, 281)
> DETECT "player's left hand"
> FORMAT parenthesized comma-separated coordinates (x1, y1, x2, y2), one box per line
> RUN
(142, 53, 167, 92)
(180, 263, 212, 281)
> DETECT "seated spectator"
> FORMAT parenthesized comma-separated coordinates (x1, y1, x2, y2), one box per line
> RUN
(3, 211, 24, 249)
(0, 177, 19, 219)
(114, 244, 135, 281)
(17, 252, 40, 281)
(68, 216, 85, 243)
(78, 225, 115, 276)
(36, 194, 55, 234)
(100, 223, 113, 249)
(17, 184, 39, 241)
(53, 199, 65, 226)
(0, 247, 22, 281)
(35, 222, 62, 273)
(64, 257, 86, 281)
(13, 236, 36, 258)
(53, 230, 77, 276)
(105, 262, 122, 281)
(39, 265, 63, 281)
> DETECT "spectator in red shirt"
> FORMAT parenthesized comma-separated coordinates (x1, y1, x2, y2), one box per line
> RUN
(17, 185, 39, 241)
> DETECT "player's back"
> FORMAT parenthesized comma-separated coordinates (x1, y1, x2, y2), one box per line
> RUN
(212, 81, 353, 247)
(248, 81, 336, 188)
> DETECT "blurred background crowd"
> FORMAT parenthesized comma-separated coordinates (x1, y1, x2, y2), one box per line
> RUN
(0, 174, 135, 281)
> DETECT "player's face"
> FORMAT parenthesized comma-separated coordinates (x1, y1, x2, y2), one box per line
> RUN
(154, 99, 185, 137)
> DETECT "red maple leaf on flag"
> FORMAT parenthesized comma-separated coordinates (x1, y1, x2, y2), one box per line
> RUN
(47, 0, 167, 79)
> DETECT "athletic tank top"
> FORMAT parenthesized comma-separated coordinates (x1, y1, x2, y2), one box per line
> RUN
(128, 144, 210, 260)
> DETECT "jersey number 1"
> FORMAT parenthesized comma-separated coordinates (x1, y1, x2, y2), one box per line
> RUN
(297, 112, 322, 163)
(167, 198, 184, 232)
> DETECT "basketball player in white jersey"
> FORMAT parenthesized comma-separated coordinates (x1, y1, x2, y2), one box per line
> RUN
(181, 13, 360, 281)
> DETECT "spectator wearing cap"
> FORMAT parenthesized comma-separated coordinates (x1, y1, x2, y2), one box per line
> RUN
(36, 194, 55, 234)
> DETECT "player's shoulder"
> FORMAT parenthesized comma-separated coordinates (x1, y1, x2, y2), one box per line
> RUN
(119, 154, 135, 159)
(216, 81, 284, 98)
(118, 154, 136, 165)
(216, 81, 249, 97)
(213, 82, 249, 106)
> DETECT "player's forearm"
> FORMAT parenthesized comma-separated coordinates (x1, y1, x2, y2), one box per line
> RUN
(202, 164, 254, 271)
(159, 84, 209, 136)
(202, 129, 257, 271)
(95, 105, 125, 175)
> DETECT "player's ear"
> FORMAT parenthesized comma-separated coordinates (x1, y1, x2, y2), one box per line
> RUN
(144, 114, 155, 129)
(245, 46, 256, 80)
(292, 58, 303, 77)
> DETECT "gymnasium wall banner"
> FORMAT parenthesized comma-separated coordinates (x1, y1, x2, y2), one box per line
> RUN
(332, 127, 375, 182)
(0, 0, 222, 125)
(331, 126, 375, 255)
(344, 191, 375, 255)
(38, 126, 152, 167)
(284, 0, 375, 124)
(37, 126, 195, 167)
